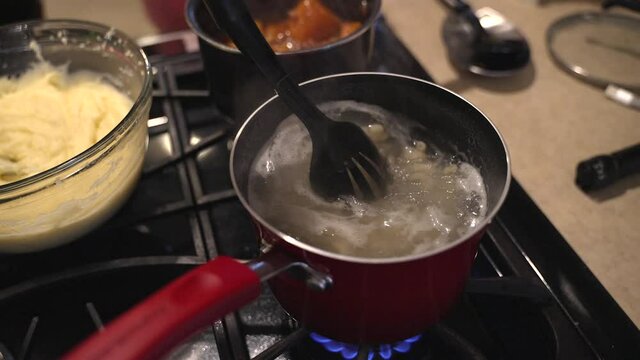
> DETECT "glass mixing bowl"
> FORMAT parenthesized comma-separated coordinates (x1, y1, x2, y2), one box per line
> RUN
(0, 20, 152, 252)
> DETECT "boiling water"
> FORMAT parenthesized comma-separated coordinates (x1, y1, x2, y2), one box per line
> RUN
(247, 101, 487, 258)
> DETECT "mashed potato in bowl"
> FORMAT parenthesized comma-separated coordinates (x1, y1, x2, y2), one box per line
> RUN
(0, 20, 152, 253)
(0, 63, 133, 184)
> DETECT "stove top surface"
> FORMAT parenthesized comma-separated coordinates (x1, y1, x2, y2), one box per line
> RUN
(0, 19, 637, 360)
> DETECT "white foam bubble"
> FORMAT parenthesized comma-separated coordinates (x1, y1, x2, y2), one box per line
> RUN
(254, 117, 311, 177)
(457, 163, 486, 201)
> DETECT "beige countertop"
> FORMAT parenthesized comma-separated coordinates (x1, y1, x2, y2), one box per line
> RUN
(382, 0, 640, 327)
(43, 0, 639, 327)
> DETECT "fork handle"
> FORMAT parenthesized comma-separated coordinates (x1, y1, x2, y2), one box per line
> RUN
(202, 0, 329, 135)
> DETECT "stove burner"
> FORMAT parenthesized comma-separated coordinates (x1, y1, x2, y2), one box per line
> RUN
(309, 333, 422, 360)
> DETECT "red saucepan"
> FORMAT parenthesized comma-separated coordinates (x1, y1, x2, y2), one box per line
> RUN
(64, 73, 510, 360)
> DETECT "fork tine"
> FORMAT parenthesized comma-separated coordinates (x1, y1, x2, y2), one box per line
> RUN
(359, 152, 385, 179)
(346, 166, 364, 200)
(351, 157, 384, 199)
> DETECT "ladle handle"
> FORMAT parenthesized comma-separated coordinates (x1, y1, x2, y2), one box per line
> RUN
(202, 0, 327, 134)
(439, 0, 486, 37)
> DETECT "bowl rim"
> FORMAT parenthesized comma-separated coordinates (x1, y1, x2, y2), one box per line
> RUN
(230, 72, 512, 265)
(0, 19, 153, 194)
(185, 0, 382, 56)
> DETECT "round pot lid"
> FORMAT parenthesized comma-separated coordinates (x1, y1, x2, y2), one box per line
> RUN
(547, 11, 640, 90)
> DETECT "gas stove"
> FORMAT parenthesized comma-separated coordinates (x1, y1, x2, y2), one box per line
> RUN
(0, 19, 637, 360)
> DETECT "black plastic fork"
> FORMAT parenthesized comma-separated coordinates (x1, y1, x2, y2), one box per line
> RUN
(202, 0, 388, 201)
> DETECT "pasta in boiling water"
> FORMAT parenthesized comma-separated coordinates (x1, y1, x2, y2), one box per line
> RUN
(248, 101, 487, 258)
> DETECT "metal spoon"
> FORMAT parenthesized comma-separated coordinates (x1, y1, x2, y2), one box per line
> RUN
(440, 0, 530, 77)
(202, 0, 387, 201)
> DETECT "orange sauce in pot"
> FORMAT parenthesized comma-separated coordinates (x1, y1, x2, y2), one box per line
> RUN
(225, 0, 362, 52)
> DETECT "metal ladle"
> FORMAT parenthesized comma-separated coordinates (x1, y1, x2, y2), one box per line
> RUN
(440, 0, 531, 77)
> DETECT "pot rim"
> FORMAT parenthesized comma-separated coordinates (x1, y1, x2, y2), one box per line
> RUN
(185, 0, 382, 56)
(230, 72, 512, 265)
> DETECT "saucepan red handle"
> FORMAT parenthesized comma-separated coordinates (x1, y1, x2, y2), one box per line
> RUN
(63, 256, 261, 360)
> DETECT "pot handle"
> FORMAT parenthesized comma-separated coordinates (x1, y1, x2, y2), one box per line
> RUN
(62, 256, 261, 360)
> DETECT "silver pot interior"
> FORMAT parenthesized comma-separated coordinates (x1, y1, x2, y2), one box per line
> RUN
(232, 73, 509, 217)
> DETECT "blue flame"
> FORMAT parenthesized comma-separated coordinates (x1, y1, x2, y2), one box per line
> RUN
(310, 333, 423, 359)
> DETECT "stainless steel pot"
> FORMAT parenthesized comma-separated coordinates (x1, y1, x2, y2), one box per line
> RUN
(185, 0, 382, 120)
